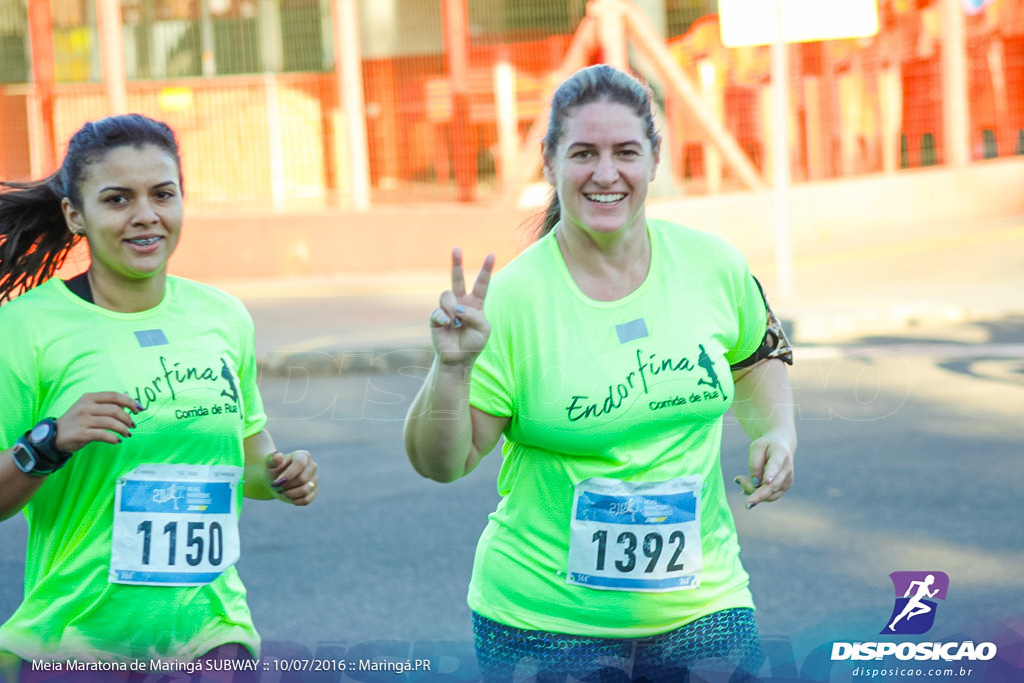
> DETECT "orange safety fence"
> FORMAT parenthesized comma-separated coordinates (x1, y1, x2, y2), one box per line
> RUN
(1, 0, 1023, 206)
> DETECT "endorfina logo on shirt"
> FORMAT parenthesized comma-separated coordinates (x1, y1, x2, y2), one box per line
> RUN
(127, 355, 242, 421)
(564, 344, 727, 422)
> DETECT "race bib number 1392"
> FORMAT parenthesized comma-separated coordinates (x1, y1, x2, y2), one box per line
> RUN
(110, 465, 242, 586)
(567, 476, 702, 592)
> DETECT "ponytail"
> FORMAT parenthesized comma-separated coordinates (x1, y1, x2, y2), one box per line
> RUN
(535, 191, 561, 240)
(0, 113, 181, 303)
(0, 173, 78, 303)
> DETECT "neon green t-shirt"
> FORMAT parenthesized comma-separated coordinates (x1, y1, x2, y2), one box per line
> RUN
(0, 276, 266, 663)
(468, 220, 768, 637)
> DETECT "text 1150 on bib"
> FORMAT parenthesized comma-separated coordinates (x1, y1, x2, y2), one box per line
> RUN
(110, 465, 242, 586)
(567, 476, 702, 592)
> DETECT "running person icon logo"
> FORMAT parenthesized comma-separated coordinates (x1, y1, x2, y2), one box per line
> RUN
(881, 571, 950, 635)
(219, 357, 240, 406)
(696, 344, 726, 400)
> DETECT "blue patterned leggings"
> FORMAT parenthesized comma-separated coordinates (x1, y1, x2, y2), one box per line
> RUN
(472, 608, 763, 683)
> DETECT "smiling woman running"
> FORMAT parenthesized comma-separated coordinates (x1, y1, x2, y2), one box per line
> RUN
(405, 65, 796, 682)
(0, 114, 318, 675)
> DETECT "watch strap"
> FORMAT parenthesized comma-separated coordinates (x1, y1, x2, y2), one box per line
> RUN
(30, 418, 72, 466)
(14, 419, 73, 476)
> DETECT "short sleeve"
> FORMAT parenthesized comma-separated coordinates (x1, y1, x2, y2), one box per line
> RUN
(0, 309, 41, 449)
(468, 293, 514, 419)
(234, 306, 267, 438)
(724, 271, 770, 367)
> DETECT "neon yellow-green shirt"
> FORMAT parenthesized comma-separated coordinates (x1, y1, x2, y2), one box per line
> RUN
(0, 277, 266, 663)
(468, 220, 767, 637)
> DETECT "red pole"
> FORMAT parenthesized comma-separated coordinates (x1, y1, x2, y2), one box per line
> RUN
(27, 0, 57, 173)
(441, 0, 476, 202)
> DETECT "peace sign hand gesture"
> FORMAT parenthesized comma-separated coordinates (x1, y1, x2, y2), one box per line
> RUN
(429, 247, 495, 368)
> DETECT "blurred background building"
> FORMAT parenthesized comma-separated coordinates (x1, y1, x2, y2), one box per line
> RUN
(1, 0, 1023, 280)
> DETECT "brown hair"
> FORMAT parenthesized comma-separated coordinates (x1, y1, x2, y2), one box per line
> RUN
(535, 64, 661, 239)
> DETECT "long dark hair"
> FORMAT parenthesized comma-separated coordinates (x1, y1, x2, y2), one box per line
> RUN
(535, 64, 661, 240)
(0, 114, 181, 302)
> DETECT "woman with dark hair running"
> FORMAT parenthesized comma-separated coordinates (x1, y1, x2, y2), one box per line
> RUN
(405, 64, 796, 682)
(0, 114, 318, 675)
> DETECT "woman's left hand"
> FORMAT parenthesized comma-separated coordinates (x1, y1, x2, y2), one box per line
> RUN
(734, 432, 794, 509)
(266, 450, 318, 505)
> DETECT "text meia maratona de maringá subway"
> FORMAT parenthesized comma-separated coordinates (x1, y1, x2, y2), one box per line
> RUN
(33, 659, 226, 674)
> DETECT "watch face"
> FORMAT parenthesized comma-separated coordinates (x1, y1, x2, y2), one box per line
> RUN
(29, 421, 53, 444)
(12, 443, 37, 473)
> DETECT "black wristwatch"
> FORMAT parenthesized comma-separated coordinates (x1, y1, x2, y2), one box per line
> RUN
(11, 418, 73, 477)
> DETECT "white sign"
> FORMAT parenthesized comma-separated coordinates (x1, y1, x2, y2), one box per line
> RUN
(962, 0, 993, 14)
(718, 0, 880, 47)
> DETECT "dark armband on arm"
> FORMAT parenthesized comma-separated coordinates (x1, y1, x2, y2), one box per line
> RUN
(730, 276, 794, 370)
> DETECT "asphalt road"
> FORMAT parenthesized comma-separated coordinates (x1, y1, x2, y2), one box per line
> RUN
(1, 317, 1022, 682)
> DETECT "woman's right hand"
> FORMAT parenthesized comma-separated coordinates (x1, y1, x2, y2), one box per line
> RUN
(429, 247, 495, 367)
(55, 392, 144, 453)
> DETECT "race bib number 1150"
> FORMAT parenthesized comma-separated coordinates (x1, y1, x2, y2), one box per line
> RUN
(110, 465, 242, 586)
